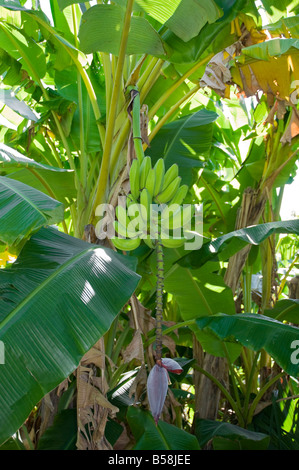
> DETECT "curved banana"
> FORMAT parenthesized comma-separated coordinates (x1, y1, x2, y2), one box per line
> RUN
(129, 158, 141, 200)
(161, 204, 181, 231)
(169, 184, 189, 206)
(111, 236, 141, 251)
(140, 187, 152, 223)
(115, 204, 131, 228)
(161, 163, 179, 191)
(143, 236, 155, 249)
(155, 176, 181, 204)
(168, 204, 195, 231)
(153, 158, 165, 196)
(139, 156, 152, 189)
(160, 236, 186, 249)
(113, 220, 128, 239)
(127, 200, 147, 233)
(145, 167, 156, 198)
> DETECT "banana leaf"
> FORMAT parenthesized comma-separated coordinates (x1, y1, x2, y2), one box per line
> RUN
(196, 313, 299, 377)
(0, 144, 76, 204)
(195, 418, 270, 450)
(0, 21, 46, 79)
(0, 226, 140, 445)
(127, 406, 200, 450)
(78, 4, 165, 57)
(147, 109, 218, 186)
(178, 219, 299, 268)
(164, 261, 241, 358)
(37, 409, 77, 450)
(0, 175, 65, 246)
(265, 299, 299, 324)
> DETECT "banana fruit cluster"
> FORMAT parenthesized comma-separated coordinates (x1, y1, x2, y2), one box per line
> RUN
(111, 156, 193, 251)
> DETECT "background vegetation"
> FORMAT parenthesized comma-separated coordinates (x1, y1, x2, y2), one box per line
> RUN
(0, 0, 298, 450)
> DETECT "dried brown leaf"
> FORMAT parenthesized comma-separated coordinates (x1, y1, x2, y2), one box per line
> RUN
(280, 108, 299, 144)
(129, 364, 147, 403)
(122, 329, 144, 364)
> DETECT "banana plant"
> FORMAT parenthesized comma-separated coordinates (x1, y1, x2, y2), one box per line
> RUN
(0, 0, 299, 451)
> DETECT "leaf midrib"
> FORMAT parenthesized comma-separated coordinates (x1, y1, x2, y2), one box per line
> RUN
(0, 176, 58, 220)
(0, 245, 98, 333)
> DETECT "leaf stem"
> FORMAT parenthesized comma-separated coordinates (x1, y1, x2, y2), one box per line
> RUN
(245, 372, 284, 426)
(91, 0, 135, 214)
(193, 363, 245, 427)
(147, 84, 201, 145)
(147, 54, 213, 121)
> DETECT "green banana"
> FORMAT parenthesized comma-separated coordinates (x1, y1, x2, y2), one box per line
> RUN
(153, 158, 165, 196)
(129, 158, 141, 200)
(111, 236, 141, 251)
(139, 156, 152, 189)
(161, 163, 179, 191)
(113, 220, 128, 239)
(126, 193, 138, 208)
(145, 167, 156, 198)
(143, 236, 155, 249)
(168, 204, 195, 231)
(160, 236, 186, 249)
(155, 176, 181, 204)
(115, 205, 131, 228)
(127, 195, 147, 232)
(140, 187, 152, 223)
(169, 184, 189, 206)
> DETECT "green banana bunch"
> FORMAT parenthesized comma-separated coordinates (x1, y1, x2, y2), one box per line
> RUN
(112, 157, 191, 251)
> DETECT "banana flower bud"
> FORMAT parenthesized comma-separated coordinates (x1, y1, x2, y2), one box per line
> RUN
(147, 358, 183, 424)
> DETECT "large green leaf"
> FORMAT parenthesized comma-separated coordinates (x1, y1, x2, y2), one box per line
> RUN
(0, 89, 38, 121)
(265, 299, 299, 324)
(164, 260, 240, 357)
(163, 0, 246, 63)
(127, 407, 200, 450)
(147, 109, 218, 186)
(37, 409, 77, 450)
(0, 175, 64, 246)
(195, 418, 270, 450)
(114, 0, 222, 43)
(163, 0, 222, 42)
(260, 0, 299, 23)
(0, 22, 46, 79)
(196, 313, 299, 377)
(0, 226, 140, 445)
(0, 0, 25, 10)
(179, 219, 299, 268)
(78, 4, 165, 57)
(0, 144, 76, 204)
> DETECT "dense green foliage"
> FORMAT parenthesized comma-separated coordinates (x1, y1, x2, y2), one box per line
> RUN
(0, 0, 298, 451)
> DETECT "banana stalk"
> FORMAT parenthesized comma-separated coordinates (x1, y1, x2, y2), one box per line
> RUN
(155, 235, 164, 362)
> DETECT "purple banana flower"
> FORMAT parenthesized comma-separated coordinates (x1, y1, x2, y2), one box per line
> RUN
(147, 358, 183, 424)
